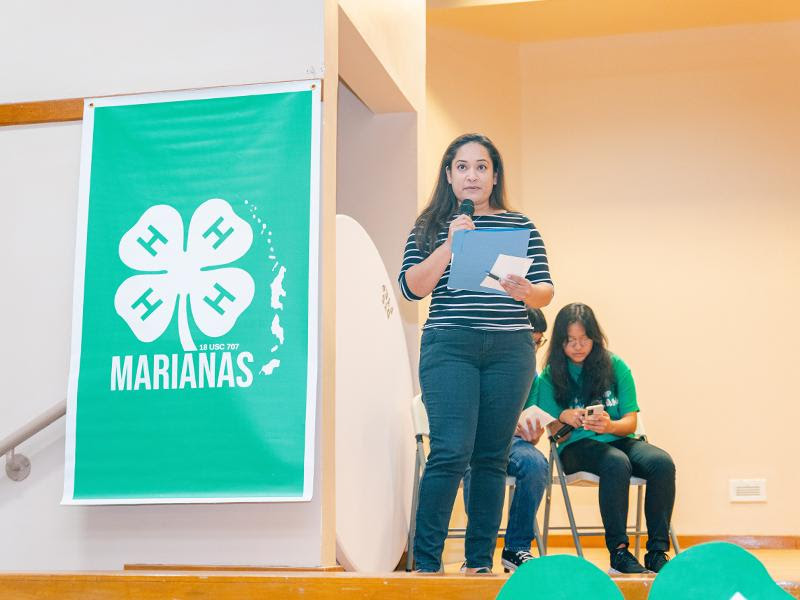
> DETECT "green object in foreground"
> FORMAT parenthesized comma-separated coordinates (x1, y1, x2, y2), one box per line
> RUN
(496, 554, 623, 600)
(649, 542, 792, 600)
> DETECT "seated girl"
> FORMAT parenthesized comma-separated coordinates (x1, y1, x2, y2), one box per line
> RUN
(531, 302, 676, 574)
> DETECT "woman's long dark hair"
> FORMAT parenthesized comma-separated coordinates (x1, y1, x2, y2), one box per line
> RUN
(414, 133, 509, 252)
(545, 303, 614, 409)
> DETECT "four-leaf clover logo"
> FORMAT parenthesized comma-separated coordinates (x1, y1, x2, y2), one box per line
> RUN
(114, 198, 254, 351)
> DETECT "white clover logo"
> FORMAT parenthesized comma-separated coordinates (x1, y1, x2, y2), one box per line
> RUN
(114, 198, 255, 351)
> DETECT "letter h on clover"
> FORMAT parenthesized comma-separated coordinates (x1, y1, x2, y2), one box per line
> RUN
(114, 199, 255, 351)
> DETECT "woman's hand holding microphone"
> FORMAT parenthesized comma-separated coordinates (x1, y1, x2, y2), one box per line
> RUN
(444, 213, 475, 251)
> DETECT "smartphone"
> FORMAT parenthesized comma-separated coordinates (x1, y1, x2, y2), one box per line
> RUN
(585, 404, 604, 418)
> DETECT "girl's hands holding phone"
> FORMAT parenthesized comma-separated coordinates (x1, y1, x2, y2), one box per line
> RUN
(583, 406, 614, 434)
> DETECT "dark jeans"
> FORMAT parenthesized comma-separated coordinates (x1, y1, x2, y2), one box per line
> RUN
(414, 328, 536, 571)
(463, 436, 549, 552)
(559, 437, 676, 553)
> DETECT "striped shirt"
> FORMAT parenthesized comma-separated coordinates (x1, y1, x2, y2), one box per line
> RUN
(398, 211, 553, 331)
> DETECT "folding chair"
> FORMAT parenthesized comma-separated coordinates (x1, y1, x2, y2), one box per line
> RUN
(406, 394, 544, 571)
(541, 413, 680, 560)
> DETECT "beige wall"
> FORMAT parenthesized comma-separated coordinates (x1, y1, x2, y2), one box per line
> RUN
(336, 83, 420, 384)
(426, 26, 522, 206)
(320, 0, 339, 567)
(338, 0, 426, 111)
(0, 1, 324, 104)
(521, 21, 800, 537)
(427, 20, 800, 537)
(336, 1, 425, 393)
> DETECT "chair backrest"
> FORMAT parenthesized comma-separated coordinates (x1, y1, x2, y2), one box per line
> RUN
(410, 394, 429, 438)
(634, 410, 646, 439)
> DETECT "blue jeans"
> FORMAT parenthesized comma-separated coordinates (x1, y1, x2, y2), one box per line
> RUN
(463, 437, 549, 552)
(414, 328, 536, 571)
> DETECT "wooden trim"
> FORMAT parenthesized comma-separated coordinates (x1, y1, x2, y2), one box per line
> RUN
(532, 534, 800, 550)
(0, 98, 84, 126)
(0, 572, 797, 600)
(0, 79, 325, 128)
(678, 535, 800, 550)
(0, 572, 505, 600)
(124, 563, 344, 572)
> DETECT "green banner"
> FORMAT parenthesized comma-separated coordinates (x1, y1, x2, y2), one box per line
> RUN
(64, 82, 321, 503)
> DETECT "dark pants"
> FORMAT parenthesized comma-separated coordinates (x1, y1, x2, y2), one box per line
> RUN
(414, 328, 536, 571)
(559, 437, 676, 553)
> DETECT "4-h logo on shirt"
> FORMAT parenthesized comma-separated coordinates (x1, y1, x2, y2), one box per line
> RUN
(114, 198, 255, 351)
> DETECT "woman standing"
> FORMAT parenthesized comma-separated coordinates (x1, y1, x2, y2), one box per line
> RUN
(399, 133, 553, 573)
(534, 303, 676, 574)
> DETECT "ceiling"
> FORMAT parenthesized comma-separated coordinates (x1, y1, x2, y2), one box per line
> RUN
(427, 0, 800, 42)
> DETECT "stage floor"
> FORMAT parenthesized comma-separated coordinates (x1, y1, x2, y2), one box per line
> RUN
(2, 550, 798, 600)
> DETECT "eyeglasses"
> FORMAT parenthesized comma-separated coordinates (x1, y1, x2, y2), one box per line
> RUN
(565, 337, 592, 349)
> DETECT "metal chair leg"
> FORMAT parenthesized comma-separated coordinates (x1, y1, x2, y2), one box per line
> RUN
(634, 485, 644, 559)
(406, 437, 425, 571)
(542, 444, 556, 554)
(533, 518, 545, 556)
(669, 524, 680, 554)
(552, 445, 583, 558)
(507, 482, 515, 525)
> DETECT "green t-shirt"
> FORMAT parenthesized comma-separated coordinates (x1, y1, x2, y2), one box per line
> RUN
(525, 353, 640, 450)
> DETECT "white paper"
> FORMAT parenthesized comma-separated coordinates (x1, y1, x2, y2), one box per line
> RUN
(526, 405, 556, 429)
(479, 254, 534, 292)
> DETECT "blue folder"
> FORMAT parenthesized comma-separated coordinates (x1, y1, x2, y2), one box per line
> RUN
(447, 228, 531, 294)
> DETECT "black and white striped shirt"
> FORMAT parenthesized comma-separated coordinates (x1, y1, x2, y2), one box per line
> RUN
(398, 211, 553, 331)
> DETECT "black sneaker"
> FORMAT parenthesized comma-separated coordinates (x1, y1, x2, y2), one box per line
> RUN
(501, 548, 535, 572)
(644, 551, 669, 573)
(609, 547, 649, 574)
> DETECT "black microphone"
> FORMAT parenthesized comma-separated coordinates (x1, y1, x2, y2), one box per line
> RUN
(551, 423, 574, 443)
(458, 198, 475, 217)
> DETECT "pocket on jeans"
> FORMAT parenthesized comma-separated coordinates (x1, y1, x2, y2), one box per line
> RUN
(521, 331, 535, 348)
(419, 329, 439, 378)
(420, 328, 439, 346)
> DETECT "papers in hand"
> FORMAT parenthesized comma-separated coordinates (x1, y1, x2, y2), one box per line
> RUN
(479, 254, 534, 293)
(517, 405, 556, 441)
(526, 405, 556, 429)
(447, 228, 531, 294)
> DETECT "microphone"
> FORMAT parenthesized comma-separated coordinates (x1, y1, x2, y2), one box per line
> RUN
(551, 423, 574, 443)
(458, 199, 474, 217)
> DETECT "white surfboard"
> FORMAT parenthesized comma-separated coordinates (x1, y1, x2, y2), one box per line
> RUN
(335, 214, 415, 572)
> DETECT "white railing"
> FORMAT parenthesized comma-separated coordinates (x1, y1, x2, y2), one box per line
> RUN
(1, 400, 66, 481)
